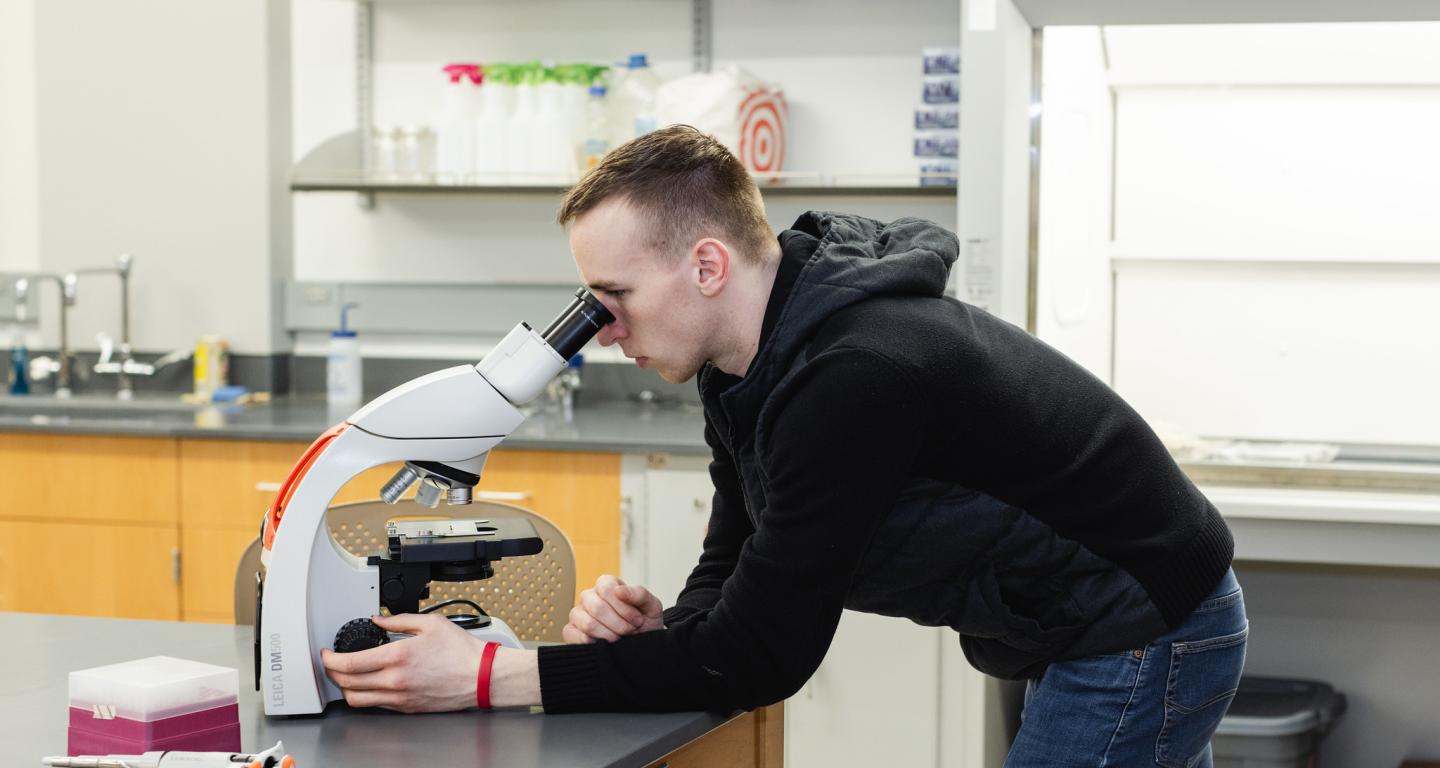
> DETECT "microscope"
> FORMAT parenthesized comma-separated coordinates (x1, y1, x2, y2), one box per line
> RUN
(255, 288, 613, 716)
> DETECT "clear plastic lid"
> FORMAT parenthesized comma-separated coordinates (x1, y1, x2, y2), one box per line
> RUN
(69, 656, 239, 721)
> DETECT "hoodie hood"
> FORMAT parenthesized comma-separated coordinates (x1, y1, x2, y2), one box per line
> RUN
(716, 211, 959, 407)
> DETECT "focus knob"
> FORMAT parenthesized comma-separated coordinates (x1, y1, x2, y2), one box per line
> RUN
(333, 618, 390, 654)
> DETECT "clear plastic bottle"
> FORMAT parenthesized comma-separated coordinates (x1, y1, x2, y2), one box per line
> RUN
(611, 53, 660, 147)
(580, 85, 611, 173)
(327, 302, 362, 409)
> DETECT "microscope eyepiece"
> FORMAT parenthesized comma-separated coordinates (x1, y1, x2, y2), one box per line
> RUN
(541, 288, 615, 360)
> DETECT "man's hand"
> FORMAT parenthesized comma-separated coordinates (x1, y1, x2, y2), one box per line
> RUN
(322, 612, 485, 713)
(563, 574, 664, 644)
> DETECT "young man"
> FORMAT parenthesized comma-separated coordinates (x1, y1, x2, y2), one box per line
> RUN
(324, 125, 1247, 767)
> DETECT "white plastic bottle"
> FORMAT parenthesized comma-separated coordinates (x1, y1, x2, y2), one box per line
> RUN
(533, 68, 580, 183)
(327, 302, 363, 409)
(507, 63, 541, 181)
(435, 63, 481, 182)
(473, 64, 511, 183)
(556, 64, 590, 153)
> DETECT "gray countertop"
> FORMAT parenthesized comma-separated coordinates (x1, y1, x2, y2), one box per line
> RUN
(1, 613, 732, 768)
(6, 395, 1440, 492)
(0, 395, 710, 455)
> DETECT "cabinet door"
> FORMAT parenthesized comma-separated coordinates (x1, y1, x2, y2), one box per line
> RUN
(0, 433, 179, 525)
(786, 611, 941, 768)
(0, 519, 181, 619)
(0, 433, 181, 620)
(639, 454, 713, 604)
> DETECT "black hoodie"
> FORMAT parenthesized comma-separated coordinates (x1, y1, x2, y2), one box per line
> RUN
(537, 212, 1232, 712)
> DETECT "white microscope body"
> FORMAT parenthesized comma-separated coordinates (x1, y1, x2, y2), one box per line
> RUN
(256, 289, 611, 716)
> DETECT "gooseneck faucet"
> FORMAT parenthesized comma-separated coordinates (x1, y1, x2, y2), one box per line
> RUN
(80, 254, 137, 399)
(27, 272, 79, 398)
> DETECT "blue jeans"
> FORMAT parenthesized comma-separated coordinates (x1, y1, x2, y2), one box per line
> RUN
(1005, 568, 1247, 768)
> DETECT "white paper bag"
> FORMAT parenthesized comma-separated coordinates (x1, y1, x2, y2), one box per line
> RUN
(655, 65, 788, 179)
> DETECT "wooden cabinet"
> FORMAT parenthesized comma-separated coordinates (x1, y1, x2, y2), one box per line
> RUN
(646, 706, 784, 768)
(2, 432, 621, 624)
(0, 433, 182, 619)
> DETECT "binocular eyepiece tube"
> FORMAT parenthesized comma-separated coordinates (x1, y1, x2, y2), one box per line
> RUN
(541, 288, 615, 360)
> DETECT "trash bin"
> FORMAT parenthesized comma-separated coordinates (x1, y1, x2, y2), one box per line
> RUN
(1213, 676, 1347, 768)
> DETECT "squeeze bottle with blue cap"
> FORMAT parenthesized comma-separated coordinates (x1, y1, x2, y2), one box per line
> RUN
(9, 278, 31, 395)
(327, 303, 362, 408)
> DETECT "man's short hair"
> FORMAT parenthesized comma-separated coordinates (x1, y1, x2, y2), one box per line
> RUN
(557, 124, 776, 265)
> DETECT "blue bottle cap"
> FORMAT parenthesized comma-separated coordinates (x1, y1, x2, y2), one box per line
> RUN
(627, 53, 649, 69)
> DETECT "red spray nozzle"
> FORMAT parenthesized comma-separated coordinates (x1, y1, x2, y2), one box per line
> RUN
(442, 63, 484, 85)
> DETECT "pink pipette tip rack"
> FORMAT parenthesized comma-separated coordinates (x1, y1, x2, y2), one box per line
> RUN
(67, 656, 240, 756)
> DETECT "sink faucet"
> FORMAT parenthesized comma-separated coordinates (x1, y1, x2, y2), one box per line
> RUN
(78, 254, 138, 399)
(95, 334, 191, 386)
(26, 272, 79, 398)
(546, 354, 584, 423)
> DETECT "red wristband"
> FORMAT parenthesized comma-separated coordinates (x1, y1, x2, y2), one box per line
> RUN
(476, 642, 500, 710)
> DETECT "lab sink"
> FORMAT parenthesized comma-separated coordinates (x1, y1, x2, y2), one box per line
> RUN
(0, 394, 218, 424)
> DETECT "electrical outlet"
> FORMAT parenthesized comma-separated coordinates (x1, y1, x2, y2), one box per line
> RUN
(303, 285, 335, 304)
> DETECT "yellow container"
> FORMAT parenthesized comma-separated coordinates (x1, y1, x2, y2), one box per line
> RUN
(193, 335, 229, 401)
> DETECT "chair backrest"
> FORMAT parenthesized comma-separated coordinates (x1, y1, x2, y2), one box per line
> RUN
(233, 537, 263, 625)
(233, 499, 577, 643)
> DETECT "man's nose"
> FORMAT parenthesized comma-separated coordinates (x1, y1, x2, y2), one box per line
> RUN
(597, 321, 626, 346)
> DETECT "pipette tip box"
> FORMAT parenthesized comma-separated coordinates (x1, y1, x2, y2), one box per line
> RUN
(67, 656, 240, 756)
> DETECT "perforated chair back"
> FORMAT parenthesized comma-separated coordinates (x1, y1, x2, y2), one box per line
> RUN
(234, 537, 262, 625)
(326, 499, 576, 642)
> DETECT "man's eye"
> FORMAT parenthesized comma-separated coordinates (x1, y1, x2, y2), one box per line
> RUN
(608, 290, 627, 300)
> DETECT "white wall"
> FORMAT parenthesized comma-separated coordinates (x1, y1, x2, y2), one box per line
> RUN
(5, 0, 290, 356)
(0, 0, 39, 275)
(1041, 22, 1440, 446)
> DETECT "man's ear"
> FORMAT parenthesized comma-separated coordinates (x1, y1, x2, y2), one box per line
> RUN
(691, 238, 731, 297)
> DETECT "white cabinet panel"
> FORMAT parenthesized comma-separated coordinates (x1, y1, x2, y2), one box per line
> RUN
(620, 454, 713, 604)
(643, 459, 713, 605)
(622, 453, 951, 767)
(787, 611, 942, 768)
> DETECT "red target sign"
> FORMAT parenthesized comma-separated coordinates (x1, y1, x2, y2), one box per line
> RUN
(737, 89, 787, 179)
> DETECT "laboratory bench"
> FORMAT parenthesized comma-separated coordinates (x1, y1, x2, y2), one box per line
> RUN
(1, 613, 779, 768)
(6, 395, 1440, 766)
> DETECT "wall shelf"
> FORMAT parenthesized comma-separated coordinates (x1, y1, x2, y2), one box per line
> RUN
(289, 177, 957, 198)
(293, 131, 956, 206)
